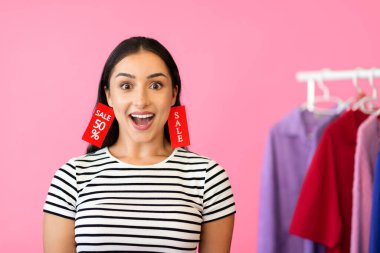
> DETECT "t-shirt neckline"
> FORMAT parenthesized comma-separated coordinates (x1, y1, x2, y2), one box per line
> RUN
(104, 146, 180, 167)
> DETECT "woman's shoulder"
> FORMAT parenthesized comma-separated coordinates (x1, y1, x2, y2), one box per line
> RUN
(62, 147, 109, 167)
(175, 147, 223, 167)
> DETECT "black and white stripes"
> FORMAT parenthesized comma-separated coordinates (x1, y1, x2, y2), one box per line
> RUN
(43, 147, 236, 253)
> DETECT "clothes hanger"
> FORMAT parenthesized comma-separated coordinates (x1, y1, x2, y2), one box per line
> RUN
(311, 78, 346, 115)
(352, 69, 379, 114)
(370, 104, 380, 121)
(357, 97, 378, 114)
(344, 69, 366, 108)
(300, 77, 345, 115)
(375, 107, 380, 116)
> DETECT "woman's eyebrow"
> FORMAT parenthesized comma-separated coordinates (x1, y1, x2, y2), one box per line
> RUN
(115, 72, 167, 79)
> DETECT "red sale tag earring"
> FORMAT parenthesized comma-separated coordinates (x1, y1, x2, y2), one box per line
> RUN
(167, 105, 190, 148)
(82, 102, 115, 148)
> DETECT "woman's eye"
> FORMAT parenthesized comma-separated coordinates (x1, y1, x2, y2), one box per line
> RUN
(151, 82, 163, 89)
(121, 83, 132, 90)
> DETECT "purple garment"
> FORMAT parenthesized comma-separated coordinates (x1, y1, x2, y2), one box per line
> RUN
(258, 107, 339, 253)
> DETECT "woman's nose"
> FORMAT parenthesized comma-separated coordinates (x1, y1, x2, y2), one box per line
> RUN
(133, 86, 150, 107)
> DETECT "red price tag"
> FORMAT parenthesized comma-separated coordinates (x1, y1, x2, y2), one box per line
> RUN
(82, 102, 115, 148)
(168, 105, 190, 148)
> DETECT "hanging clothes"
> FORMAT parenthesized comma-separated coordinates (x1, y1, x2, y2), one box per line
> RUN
(350, 114, 380, 253)
(369, 150, 380, 253)
(258, 107, 338, 253)
(289, 109, 369, 253)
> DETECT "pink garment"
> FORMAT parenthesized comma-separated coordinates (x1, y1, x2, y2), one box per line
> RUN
(350, 113, 380, 253)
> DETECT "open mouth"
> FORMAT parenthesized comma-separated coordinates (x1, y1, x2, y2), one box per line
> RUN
(129, 113, 155, 127)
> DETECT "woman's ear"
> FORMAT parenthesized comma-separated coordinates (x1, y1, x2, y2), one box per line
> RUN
(104, 85, 113, 107)
(172, 85, 179, 106)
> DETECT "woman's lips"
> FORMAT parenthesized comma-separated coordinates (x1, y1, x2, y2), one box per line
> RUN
(129, 114, 155, 130)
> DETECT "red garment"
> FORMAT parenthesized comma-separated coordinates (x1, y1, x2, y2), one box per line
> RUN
(289, 109, 368, 253)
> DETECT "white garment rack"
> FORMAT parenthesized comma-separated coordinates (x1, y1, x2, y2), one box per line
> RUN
(296, 68, 380, 111)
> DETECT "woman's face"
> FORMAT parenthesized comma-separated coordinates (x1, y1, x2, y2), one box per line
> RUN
(105, 50, 178, 144)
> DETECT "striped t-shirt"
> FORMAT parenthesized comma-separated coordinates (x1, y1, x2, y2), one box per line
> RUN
(43, 146, 237, 253)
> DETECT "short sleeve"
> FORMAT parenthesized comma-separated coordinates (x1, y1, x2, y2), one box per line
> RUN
(202, 160, 236, 223)
(43, 158, 77, 220)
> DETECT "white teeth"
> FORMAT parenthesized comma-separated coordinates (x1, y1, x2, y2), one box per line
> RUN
(131, 114, 154, 118)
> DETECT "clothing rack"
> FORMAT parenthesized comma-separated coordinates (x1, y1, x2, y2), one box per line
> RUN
(296, 68, 380, 111)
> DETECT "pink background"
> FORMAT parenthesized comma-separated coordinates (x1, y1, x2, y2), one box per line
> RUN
(1, 0, 380, 252)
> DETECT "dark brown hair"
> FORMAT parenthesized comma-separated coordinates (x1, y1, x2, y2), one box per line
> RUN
(86, 36, 187, 154)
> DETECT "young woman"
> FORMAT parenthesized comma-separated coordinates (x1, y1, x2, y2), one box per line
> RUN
(43, 36, 236, 253)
